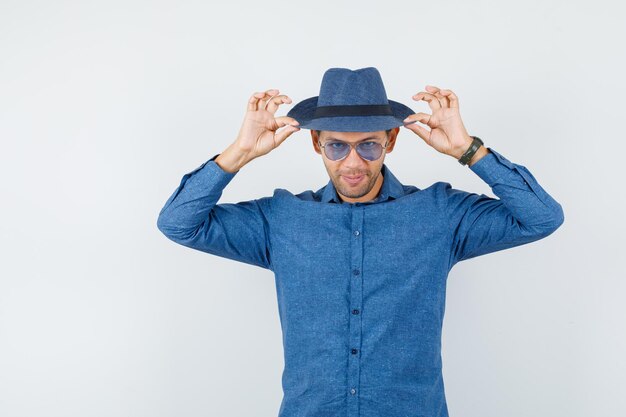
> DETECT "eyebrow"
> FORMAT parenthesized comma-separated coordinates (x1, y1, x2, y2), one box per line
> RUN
(324, 136, 384, 143)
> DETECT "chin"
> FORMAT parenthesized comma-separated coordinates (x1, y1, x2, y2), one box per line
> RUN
(336, 179, 372, 199)
(339, 189, 368, 199)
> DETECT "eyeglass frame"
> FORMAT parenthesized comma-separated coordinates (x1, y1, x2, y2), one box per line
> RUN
(317, 137, 390, 161)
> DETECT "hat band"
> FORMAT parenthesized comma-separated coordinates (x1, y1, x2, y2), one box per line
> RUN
(313, 104, 393, 119)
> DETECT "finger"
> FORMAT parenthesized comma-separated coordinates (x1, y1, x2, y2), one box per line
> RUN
(248, 92, 264, 111)
(274, 115, 300, 128)
(248, 89, 279, 112)
(259, 89, 280, 111)
(412, 92, 441, 111)
(403, 112, 431, 126)
(439, 89, 459, 108)
(426, 86, 450, 108)
(423, 92, 443, 110)
(434, 92, 449, 108)
(248, 90, 275, 111)
(266, 94, 292, 114)
(274, 124, 300, 147)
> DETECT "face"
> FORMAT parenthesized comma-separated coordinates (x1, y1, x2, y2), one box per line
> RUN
(312, 128, 398, 203)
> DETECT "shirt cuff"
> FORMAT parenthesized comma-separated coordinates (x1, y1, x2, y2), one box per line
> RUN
(178, 153, 238, 191)
(469, 146, 552, 199)
(468, 147, 517, 186)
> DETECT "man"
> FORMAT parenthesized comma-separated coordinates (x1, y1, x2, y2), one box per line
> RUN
(157, 67, 564, 417)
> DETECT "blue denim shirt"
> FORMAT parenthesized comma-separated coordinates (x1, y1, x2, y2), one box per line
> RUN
(157, 147, 564, 417)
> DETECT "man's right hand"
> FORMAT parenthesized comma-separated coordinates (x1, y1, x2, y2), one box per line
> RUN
(215, 89, 300, 173)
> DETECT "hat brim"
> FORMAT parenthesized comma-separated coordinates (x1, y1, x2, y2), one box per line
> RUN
(286, 96, 416, 132)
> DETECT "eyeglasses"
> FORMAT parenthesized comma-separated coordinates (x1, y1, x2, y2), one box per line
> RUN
(318, 139, 389, 161)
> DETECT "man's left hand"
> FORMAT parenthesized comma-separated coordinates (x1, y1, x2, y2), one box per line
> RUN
(402, 85, 474, 159)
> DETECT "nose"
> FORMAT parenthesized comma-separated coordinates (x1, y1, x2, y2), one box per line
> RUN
(342, 145, 368, 169)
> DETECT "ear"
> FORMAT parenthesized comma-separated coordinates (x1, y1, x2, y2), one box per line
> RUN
(311, 130, 322, 154)
(385, 127, 400, 153)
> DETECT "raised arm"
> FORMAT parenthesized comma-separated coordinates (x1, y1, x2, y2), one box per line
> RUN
(402, 85, 564, 266)
(443, 147, 564, 265)
(156, 88, 300, 270)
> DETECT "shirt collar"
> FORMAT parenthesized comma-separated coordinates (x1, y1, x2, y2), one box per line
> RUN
(320, 163, 405, 204)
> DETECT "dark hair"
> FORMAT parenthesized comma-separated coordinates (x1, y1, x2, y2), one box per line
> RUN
(314, 129, 392, 137)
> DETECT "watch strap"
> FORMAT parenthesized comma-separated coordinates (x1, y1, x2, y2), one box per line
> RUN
(458, 136, 484, 166)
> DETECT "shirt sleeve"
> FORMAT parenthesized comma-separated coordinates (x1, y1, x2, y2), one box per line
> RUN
(156, 153, 272, 270)
(445, 147, 565, 267)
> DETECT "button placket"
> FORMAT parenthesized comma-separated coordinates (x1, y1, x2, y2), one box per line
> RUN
(347, 206, 364, 414)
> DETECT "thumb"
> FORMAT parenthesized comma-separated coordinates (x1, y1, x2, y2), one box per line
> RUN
(403, 122, 431, 144)
(274, 124, 300, 147)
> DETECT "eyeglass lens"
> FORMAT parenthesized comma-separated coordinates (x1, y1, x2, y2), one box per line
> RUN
(324, 141, 384, 161)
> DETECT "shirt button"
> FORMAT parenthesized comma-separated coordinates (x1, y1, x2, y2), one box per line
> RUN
(350, 388, 357, 395)
(352, 309, 360, 315)
(353, 269, 360, 276)
(351, 348, 358, 354)
(353, 230, 360, 236)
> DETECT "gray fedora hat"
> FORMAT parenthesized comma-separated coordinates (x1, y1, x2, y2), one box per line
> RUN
(287, 67, 415, 132)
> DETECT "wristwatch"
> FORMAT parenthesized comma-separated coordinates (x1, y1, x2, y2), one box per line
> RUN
(458, 136, 484, 166)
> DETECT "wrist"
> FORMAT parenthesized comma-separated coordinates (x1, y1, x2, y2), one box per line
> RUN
(449, 135, 474, 159)
(467, 146, 489, 167)
(451, 135, 488, 167)
(214, 144, 250, 173)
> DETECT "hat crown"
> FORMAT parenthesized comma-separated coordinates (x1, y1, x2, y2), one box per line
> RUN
(286, 66, 415, 132)
(317, 67, 389, 106)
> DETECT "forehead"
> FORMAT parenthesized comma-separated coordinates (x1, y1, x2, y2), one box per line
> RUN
(319, 130, 386, 142)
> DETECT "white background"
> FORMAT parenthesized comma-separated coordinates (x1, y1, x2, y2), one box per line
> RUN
(1, 1, 624, 416)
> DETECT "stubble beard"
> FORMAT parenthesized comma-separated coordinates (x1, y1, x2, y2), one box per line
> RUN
(334, 170, 379, 199)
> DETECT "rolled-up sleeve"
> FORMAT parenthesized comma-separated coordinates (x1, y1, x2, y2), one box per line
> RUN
(157, 154, 272, 270)
(446, 147, 564, 266)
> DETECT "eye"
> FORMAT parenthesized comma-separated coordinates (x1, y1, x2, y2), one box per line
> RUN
(359, 141, 377, 148)
(329, 142, 347, 149)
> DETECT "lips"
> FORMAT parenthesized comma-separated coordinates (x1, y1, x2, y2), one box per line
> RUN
(342, 175, 364, 185)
